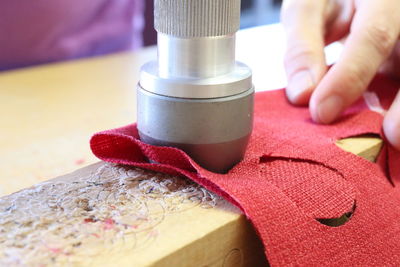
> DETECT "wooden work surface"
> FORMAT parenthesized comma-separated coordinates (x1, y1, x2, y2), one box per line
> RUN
(0, 24, 383, 266)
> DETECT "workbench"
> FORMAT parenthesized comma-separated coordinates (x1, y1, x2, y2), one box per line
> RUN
(0, 24, 383, 266)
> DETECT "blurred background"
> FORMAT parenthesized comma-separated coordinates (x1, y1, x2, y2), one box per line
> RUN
(241, 0, 281, 28)
(144, 0, 282, 46)
(0, 0, 283, 71)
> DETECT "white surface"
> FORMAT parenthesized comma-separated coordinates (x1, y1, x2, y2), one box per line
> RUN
(236, 23, 344, 92)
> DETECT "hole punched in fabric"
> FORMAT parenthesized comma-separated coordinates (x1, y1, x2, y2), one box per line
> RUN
(258, 156, 356, 227)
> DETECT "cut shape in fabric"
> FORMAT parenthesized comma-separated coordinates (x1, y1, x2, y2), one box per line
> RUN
(91, 73, 400, 265)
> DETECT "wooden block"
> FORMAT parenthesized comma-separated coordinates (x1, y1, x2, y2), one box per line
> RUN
(335, 135, 383, 162)
(0, 136, 382, 266)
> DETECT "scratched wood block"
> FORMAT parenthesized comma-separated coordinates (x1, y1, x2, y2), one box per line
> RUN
(0, 136, 382, 266)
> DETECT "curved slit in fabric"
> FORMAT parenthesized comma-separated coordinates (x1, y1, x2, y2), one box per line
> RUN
(316, 200, 356, 227)
(259, 156, 342, 174)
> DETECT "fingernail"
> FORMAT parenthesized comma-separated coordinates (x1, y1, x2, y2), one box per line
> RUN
(287, 70, 314, 103)
(383, 115, 400, 150)
(316, 95, 344, 124)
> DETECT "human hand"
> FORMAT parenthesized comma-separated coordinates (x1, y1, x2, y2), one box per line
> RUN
(281, 0, 400, 149)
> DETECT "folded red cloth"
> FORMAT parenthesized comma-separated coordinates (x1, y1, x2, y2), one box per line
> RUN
(91, 74, 400, 265)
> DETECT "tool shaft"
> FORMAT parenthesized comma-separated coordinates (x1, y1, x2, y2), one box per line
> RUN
(158, 33, 235, 79)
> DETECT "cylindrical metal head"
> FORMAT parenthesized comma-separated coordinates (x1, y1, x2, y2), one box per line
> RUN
(154, 0, 241, 37)
(137, 85, 254, 173)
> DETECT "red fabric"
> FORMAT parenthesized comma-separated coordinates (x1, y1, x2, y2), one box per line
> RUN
(91, 74, 400, 266)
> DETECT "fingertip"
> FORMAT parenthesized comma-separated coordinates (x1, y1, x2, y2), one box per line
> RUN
(309, 91, 344, 124)
(383, 115, 400, 150)
(286, 70, 315, 105)
(309, 93, 321, 123)
(286, 89, 312, 106)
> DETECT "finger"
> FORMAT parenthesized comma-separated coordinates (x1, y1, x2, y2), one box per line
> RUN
(383, 90, 400, 150)
(379, 41, 400, 78)
(281, 0, 329, 105)
(310, 0, 400, 124)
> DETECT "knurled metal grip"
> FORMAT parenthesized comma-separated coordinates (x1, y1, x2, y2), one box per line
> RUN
(154, 0, 241, 37)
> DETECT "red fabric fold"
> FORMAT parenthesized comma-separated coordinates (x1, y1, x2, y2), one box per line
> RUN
(90, 74, 400, 266)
